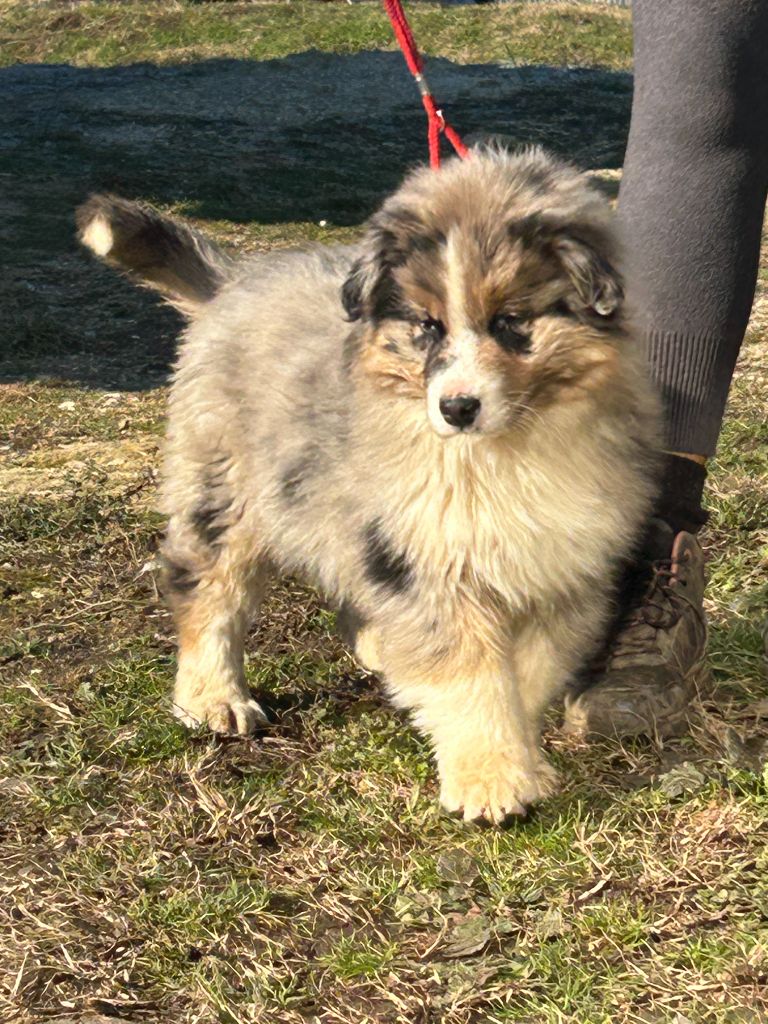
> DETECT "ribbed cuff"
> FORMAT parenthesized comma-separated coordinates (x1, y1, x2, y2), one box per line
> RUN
(645, 328, 741, 458)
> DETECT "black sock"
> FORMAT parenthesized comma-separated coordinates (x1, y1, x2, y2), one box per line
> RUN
(617, 455, 708, 610)
(654, 453, 708, 536)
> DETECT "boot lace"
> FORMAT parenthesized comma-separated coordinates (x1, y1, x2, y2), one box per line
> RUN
(606, 557, 689, 664)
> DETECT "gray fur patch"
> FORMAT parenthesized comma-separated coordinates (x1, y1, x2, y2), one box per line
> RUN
(424, 349, 452, 381)
(280, 447, 320, 504)
(191, 458, 232, 545)
(335, 600, 366, 648)
(342, 325, 364, 374)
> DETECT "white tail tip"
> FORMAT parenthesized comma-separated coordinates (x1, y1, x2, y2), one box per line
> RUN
(81, 213, 114, 257)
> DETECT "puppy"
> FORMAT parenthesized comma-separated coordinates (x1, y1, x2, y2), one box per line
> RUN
(77, 147, 659, 824)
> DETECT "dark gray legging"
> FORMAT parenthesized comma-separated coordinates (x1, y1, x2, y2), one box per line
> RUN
(619, 0, 768, 457)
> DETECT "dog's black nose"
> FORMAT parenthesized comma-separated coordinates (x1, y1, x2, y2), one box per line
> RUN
(439, 395, 481, 429)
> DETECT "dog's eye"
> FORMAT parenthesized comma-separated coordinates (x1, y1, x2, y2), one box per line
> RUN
(419, 317, 446, 342)
(489, 313, 531, 354)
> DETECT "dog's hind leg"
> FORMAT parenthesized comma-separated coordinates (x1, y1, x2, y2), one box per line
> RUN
(353, 625, 384, 675)
(163, 524, 271, 735)
(335, 601, 385, 674)
(334, 601, 378, 673)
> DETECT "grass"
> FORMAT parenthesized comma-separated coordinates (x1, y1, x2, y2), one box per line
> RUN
(1, 3, 767, 1023)
(0, 2, 633, 70)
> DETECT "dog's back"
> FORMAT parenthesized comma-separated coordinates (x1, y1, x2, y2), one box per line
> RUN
(78, 196, 361, 565)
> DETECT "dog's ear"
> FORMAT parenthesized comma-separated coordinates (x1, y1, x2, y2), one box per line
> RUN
(341, 222, 401, 322)
(552, 230, 624, 318)
(341, 252, 377, 321)
(342, 203, 430, 322)
(340, 260, 365, 321)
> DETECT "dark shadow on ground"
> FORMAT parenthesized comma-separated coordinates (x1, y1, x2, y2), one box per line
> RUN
(0, 51, 632, 389)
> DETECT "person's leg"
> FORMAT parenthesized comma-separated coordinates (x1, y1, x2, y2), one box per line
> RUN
(565, 0, 768, 738)
(620, 0, 768, 467)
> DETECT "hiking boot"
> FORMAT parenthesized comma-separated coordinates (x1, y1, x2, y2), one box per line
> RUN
(564, 529, 711, 739)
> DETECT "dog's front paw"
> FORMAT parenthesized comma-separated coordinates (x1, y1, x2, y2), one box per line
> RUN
(173, 687, 269, 736)
(438, 751, 559, 825)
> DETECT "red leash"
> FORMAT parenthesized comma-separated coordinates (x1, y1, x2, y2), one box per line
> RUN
(382, 0, 469, 169)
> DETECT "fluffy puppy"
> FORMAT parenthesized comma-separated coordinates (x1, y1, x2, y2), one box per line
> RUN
(77, 147, 659, 824)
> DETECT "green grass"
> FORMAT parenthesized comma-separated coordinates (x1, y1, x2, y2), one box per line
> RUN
(0, 2, 633, 70)
(1, 4, 767, 1023)
(320, 934, 400, 980)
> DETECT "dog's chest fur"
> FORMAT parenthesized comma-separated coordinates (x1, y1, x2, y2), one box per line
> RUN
(347, 395, 650, 617)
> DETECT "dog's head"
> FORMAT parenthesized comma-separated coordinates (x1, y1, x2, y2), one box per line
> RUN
(342, 147, 626, 437)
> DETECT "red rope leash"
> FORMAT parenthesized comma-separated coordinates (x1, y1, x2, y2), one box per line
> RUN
(382, 0, 469, 169)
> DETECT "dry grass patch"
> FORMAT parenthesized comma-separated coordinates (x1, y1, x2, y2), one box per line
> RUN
(2, 339, 766, 1020)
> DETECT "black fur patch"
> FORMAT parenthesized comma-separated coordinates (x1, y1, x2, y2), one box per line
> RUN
(341, 263, 366, 321)
(341, 226, 406, 323)
(341, 214, 443, 325)
(489, 315, 532, 355)
(549, 298, 574, 318)
(190, 458, 234, 545)
(363, 520, 413, 594)
(509, 212, 549, 248)
(424, 346, 451, 380)
(163, 559, 198, 595)
(369, 276, 411, 324)
(191, 502, 228, 546)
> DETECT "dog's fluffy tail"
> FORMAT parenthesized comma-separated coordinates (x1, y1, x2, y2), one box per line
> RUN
(76, 194, 235, 317)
